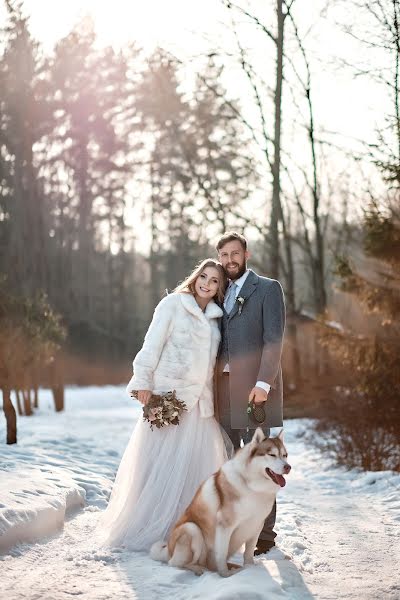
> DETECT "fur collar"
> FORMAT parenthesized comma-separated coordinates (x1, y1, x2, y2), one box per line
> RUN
(179, 292, 223, 320)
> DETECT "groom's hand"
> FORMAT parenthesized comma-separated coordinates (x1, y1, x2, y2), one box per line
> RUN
(249, 386, 268, 405)
(137, 390, 152, 405)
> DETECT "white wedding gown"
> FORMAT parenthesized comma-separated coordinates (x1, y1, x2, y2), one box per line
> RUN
(100, 403, 230, 551)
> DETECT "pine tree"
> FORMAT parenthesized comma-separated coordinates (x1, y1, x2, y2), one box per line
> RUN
(0, 0, 50, 295)
(137, 51, 257, 298)
(43, 19, 138, 356)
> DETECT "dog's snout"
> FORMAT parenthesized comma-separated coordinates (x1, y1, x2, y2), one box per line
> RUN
(283, 464, 291, 474)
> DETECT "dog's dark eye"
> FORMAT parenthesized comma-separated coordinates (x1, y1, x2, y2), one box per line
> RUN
(268, 453, 277, 457)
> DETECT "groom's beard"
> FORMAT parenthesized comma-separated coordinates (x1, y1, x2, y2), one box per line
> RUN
(224, 261, 247, 281)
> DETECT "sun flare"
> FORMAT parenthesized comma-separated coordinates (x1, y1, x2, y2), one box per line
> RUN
(19, 0, 214, 52)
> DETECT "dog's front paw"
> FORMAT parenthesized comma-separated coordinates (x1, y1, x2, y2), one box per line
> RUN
(244, 558, 255, 567)
(218, 567, 233, 577)
(190, 565, 206, 576)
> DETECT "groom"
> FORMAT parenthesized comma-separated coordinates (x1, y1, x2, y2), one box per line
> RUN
(215, 231, 286, 555)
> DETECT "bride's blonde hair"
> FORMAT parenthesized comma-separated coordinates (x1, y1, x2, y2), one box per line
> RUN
(174, 258, 228, 305)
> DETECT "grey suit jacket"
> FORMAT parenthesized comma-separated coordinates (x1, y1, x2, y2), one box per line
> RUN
(216, 269, 286, 429)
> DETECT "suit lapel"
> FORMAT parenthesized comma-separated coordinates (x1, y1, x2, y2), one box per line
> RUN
(228, 269, 258, 320)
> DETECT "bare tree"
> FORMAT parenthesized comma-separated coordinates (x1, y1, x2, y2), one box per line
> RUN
(218, 1, 331, 315)
(224, 0, 292, 280)
(337, 0, 400, 182)
(283, 3, 327, 313)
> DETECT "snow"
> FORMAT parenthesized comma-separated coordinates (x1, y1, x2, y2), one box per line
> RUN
(0, 387, 134, 552)
(1, 386, 399, 599)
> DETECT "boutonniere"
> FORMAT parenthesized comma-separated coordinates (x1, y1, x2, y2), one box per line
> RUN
(236, 296, 246, 315)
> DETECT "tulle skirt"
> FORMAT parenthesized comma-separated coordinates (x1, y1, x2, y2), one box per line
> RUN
(100, 404, 230, 551)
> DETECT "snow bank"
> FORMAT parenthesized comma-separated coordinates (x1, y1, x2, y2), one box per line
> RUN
(0, 386, 137, 553)
(0, 468, 85, 551)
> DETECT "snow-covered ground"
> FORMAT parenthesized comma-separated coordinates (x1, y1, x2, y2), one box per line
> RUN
(0, 386, 399, 599)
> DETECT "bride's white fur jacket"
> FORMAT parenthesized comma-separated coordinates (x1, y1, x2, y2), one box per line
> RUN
(126, 292, 223, 418)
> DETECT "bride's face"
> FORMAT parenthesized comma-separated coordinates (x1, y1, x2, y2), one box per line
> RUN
(194, 267, 220, 302)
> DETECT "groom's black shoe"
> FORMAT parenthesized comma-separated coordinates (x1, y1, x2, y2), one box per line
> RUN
(254, 540, 275, 555)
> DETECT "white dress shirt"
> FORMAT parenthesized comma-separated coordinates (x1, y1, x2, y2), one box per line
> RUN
(223, 270, 271, 394)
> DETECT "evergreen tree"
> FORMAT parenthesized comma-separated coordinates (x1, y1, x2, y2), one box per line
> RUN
(43, 19, 138, 356)
(0, 0, 50, 295)
(137, 51, 257, 298)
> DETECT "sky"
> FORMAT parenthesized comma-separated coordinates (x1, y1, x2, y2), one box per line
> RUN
(3, 0, 226, 53)
(1, 0, 387, 146)
(0, 0, 391, 249)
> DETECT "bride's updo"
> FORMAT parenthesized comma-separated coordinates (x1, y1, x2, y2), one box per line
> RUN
(174, 258, 228, 305)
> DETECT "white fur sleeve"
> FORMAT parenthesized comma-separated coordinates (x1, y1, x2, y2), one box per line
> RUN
(126, 295, 175, 393)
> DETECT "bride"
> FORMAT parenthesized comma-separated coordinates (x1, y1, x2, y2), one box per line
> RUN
(101, 258, 229, 551)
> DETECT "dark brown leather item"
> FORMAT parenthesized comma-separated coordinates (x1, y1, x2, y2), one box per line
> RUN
(247, 400, 266, 424)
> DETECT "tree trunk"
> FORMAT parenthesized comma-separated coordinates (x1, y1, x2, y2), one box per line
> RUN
(313, 251, 327, 314)
(279, 205, 296, 314)
(33, 387, 39, 409)
(51, 358, 64, 412)
(286, 320, 302, 389)
(3, 386, 17, 444)
(149, 162, 162, 307)
(77, 138, 92, 323)
(16, 389, 23, 416)
(394, 0, 400, 162)
(270, 0, 285, 279)
(307, 85, 327, 314)
(23, 389, 32, 416)
(32, 365, 40, 409)
(52, 385, 64, 412)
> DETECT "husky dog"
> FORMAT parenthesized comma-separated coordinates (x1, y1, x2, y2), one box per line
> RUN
(150, 428, 290, 577)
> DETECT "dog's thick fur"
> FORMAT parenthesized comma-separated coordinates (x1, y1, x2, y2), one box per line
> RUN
(150, 428, 291, 577)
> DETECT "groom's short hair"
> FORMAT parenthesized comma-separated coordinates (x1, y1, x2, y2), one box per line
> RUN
(216, 231, 247, 252)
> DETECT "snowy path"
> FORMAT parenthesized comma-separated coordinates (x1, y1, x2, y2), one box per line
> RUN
(1, 387, 399, 599)
(297, 485, 400, 599)
(0, 509, 313, 600)
(276, 431, 400, 600)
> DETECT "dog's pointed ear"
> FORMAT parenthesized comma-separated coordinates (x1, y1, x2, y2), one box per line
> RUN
(252, 428, 265, 444)
(277, 428, 284, 442)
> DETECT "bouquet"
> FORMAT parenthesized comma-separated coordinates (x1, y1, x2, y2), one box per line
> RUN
(130, 390, 187, 430)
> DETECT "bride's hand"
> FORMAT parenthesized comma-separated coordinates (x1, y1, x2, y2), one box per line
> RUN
(137, 390, 152, 405)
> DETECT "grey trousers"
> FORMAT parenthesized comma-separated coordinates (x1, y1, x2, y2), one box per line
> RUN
(217, 373, 277, 544)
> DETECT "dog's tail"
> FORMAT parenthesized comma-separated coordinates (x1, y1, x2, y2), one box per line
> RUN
(150, 540, 170, 563)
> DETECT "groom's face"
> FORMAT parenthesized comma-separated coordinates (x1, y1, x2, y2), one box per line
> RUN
(218, 240, 249, 281)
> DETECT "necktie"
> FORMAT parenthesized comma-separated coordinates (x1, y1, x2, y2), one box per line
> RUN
(225, 282, 237, 314)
